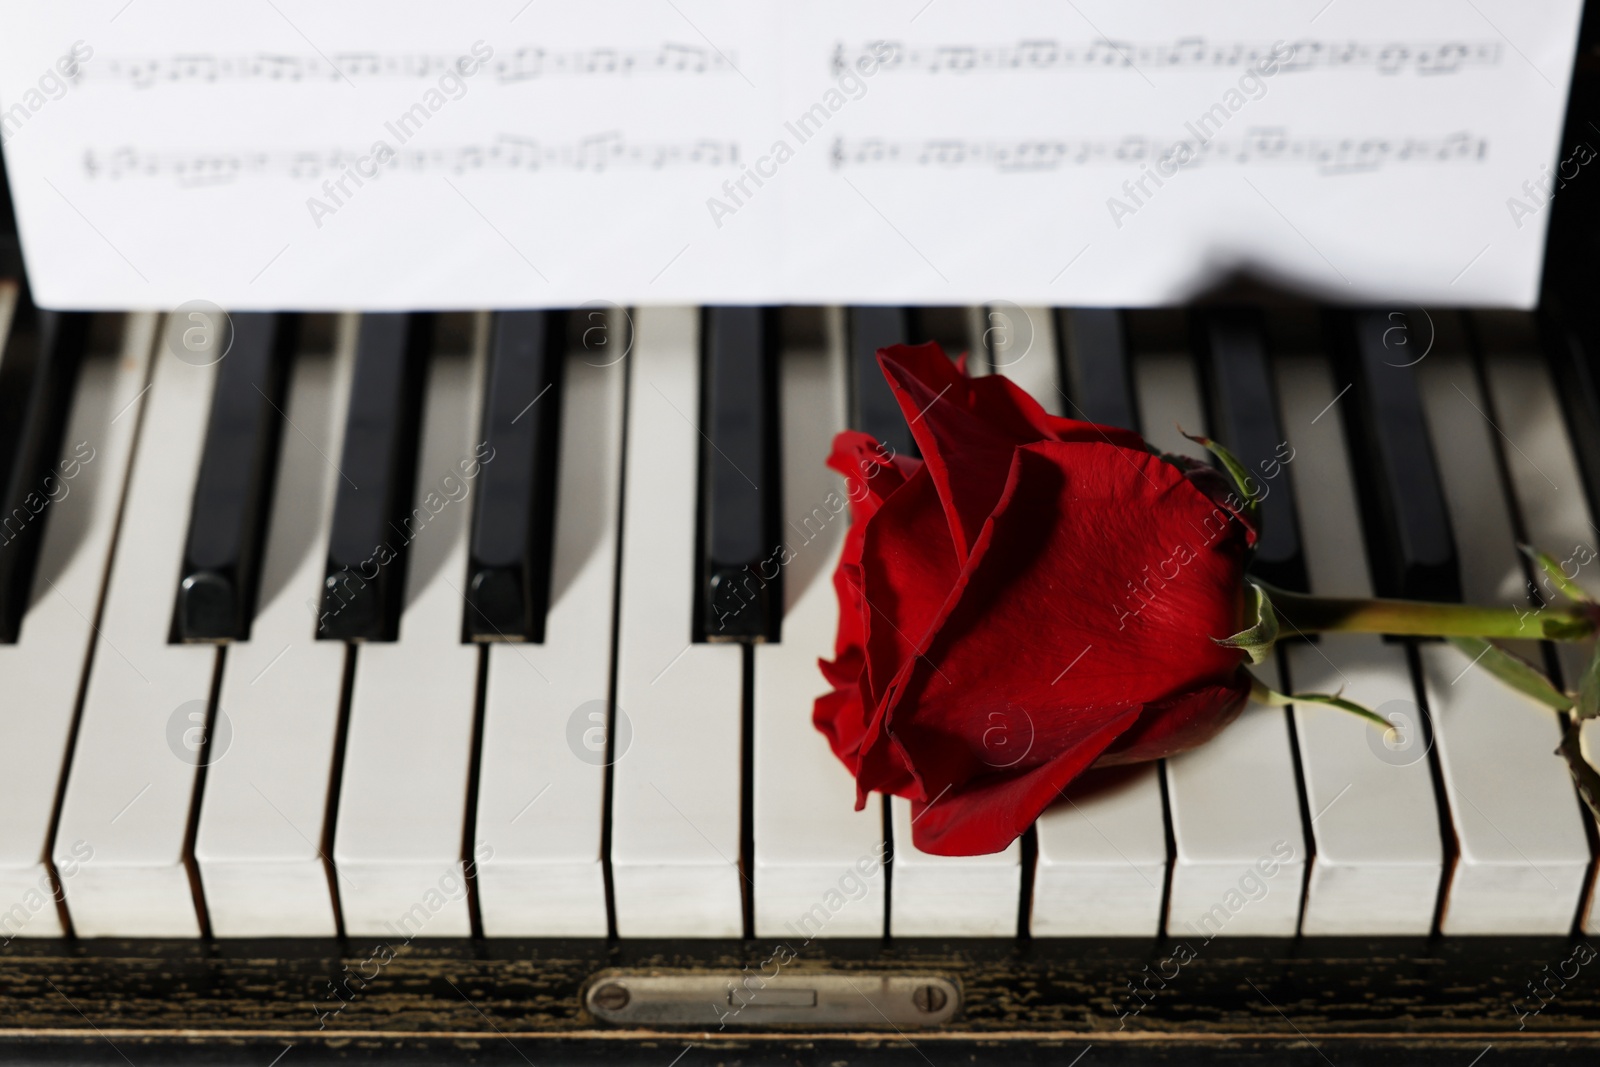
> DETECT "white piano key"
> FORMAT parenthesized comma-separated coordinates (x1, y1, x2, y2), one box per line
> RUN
(1414, 338, 1590, 934)
(333, 314, 488, 938)
(1133, 347, 1307, 937)
(1032, 769, 1168, 937)
(473, 314, 626, 937)
(1275, 352, 1443, 935)
(1476, 316, 1600, 684)
(193, 316, 356, 937)
(0, 314, 152, 938)
(1002, 308, 1168, 937)
(54, 317, 217, 937)
(889, 795, 1020, 936)
(753, 308, 884, 940)
(611, 307, 745, 937)
(986, 304, 1053, 401)
(1473, 313, 1600, 933)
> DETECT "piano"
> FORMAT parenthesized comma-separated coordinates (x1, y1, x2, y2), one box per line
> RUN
(6, 26, 1600, 1067)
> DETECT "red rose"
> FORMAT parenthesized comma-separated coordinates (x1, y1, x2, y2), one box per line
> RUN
(815, 343, 1258, 857)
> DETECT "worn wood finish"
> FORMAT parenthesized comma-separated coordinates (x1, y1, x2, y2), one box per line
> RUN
(1, 937, 1598, 1063)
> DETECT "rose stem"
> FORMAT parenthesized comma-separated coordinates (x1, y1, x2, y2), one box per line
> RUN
(1259, 582, 1597, 641)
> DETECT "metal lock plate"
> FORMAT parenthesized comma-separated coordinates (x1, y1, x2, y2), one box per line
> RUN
(584, 971, 960, 1027)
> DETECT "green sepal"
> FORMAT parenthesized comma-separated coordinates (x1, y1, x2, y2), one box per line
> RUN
(1520, 543, 1594, 604)
(1247, 674, 1391, 731)
(1181, 430, 1260, 527)
(1447, 637, 1573, 712)
(1216, 581, 1278, 664)
(1542, 615, 1595, 642)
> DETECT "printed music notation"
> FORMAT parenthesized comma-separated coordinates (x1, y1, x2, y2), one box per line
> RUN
(81, 134, 741, 186)
(831, 131, 1488, 176)
(84, 44, 737, 87)
(834, 38, 1501, 76)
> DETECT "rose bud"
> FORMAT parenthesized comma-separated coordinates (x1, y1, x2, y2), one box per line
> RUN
(815, 343, 1259, 857)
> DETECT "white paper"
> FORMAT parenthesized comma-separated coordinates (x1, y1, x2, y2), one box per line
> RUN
(0, 0, 1582, 310)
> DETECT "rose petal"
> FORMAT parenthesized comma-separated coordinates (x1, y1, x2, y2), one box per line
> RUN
(905, 707, 1141, 855)
(1092, 679, 1251, 766)
(821, 432, 923, 696)
(876, 343, 1147, 563)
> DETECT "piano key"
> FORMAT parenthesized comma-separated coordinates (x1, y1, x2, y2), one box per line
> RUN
(911, 305, 976, 364)
(473, 309, 625, 936)
(1471, 311, 1600, 932)
(0, 315, 150, 937)
(464, 311, 562, 642)
(611, 307, 745, 937)
(889, 794, 1020, 936)
(54, 316, 218, 937)
(753, 307, 885, 939)
(1057, 308, 1138, 430)
(987, 305, 1054, 403)
(193, 315, 355, 936)
(333, 313, 488, 938)
(0, 281, 27, 516)
(1541, 308, 1600, 527)
(848, 306, 914, 457)
(174, 313, 292, 642)
(1025, 309, 1168, 937)
(1333, 310, 1459, 601)
(1197, 308, 1307, 592)
(1131, 335, 1307, 937)
(0, 290, 90, 643)
(1411, 317, 1590, 934)
(317, 313, 428, 642)
(1274, 349, 1443, 936)
(700, 306, 779, 642)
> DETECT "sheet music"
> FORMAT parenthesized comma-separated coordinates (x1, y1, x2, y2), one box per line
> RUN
(0, 0, 1581, 310)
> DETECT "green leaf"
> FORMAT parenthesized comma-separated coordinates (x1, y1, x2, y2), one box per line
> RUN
(1578, 646, 1600, 721)
(1247, 674, 1391, 731)
(1520, 543, 1594, 604)
(1557, 723, 1600, 824)
(1447, 636, 1573, 713)
(1181, 430, 1260, 526)
(1216, 581, 1278, 664)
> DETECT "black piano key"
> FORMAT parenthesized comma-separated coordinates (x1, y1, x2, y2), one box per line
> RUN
(1331, 309, 1460, 602)
(1056, 308, 1139, 431)
(317, 313, 430, 641)
(0, 193, 19, 282)
(0, 299, 89, 643)
(1541, 307, 1600, 526)
(699, 306, 779, 643)
(1197, 308, 1308, 593)
(848, 306, 915, 457)
(173, 314, 293, 642)
(464, 310, 564, 642)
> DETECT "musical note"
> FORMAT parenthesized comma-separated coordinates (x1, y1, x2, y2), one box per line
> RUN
(659, 44, 710, 73)
(1014, 39, 1059, 68)
(930, 46, 977, 73)
(253, 54, 306, 81)
(498, 46, 545, 83)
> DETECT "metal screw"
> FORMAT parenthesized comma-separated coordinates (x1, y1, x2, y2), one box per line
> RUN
(592, 983, 630, 1012)
(912, 984, 947, 1014)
